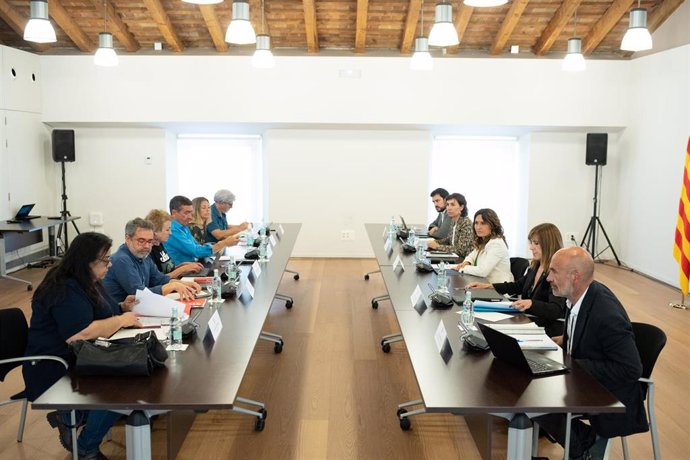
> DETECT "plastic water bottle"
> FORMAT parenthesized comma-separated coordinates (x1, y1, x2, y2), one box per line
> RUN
(462, 290, 474, 326)
(259, 226, 266, 238)
(227, 257, 239, 287)
(407, 228, 416, 246)
(259, 237, 268, 261)
(211, 268, 222, 304)
(170, 305, 182, 346)
(246, 232, 255, 246)
(437, 261, 448, 292)
(388, 216, 396, 238)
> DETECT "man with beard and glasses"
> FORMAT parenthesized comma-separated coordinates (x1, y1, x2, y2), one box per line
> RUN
(428, 187, 451, 240)
(103, 218, 200, 306)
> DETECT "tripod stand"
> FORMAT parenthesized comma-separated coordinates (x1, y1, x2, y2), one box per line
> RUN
(56, 160, 80, 255)
(580, 164, 620, 265)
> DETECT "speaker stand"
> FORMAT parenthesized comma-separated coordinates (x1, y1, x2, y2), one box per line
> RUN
(56, 161, 80, 255)
(580, 164, 621, 265)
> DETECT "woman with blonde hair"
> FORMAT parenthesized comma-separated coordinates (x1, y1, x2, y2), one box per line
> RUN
(145, 209, 202, 278)
(467, 222, 567, 336)
(189, 197, 211, 244)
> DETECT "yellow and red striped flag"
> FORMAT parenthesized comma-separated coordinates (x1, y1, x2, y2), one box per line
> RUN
(674, 137, 690, 296)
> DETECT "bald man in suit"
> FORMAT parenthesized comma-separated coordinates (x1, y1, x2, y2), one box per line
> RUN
(536, 247, 648, 459)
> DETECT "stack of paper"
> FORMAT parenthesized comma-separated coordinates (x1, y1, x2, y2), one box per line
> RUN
(473, 300, 517, 313)
(134, 288, 189, 320)
(488, 323, 559, 350)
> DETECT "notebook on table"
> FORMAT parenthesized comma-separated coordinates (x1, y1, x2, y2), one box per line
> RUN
(477, 322, 569, 377)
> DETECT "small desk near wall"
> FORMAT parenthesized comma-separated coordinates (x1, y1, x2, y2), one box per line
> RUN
(0, 216, 80, 290)
(34, 224, 300, 460)
(366, 224, 624, 460)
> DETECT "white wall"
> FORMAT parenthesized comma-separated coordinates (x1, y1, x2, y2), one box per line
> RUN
(617, 44, 690, 286)
(40, 55, 630, 129)
(63, 127, 169, 247)
(265, 129, 431, 257)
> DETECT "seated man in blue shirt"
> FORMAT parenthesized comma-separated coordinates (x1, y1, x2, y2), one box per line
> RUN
(103, 218, 200, 304)
(166, 195, 239, 265)
(206, 189, 250, 243)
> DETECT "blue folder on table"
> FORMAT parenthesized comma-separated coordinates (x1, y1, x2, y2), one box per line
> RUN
(473, 300, 518, 313)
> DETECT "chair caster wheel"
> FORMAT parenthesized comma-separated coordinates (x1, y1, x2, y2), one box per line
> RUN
(293, 274, 299, 280)
(364, 274, 370, 280)
(382, 343, 391, 353)
(372, 301, 378, 309)
(286, 300, 293, 309)
(274, 341, 284, 353)
(27, 285, 33, 291)
(398, 409, 411, 430)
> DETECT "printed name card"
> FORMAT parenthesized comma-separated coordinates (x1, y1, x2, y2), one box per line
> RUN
(267, 244, 273, 258)
(278, 224, 285, 235)
(383, 237, 393, 253)
(252, 261, 262, 278)
(245, 279, 255, 299)
(392, 254, 405, 272)
(434, 320, 448, 353)
(269, 234, 277, 246)
(207, 310, 223, 342)
(410, 285, 422, 308)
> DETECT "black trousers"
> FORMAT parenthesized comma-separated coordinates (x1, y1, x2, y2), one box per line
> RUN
(533, 413, 596, 459)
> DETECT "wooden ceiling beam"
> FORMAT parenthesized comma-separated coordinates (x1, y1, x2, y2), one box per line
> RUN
(142, 0, 184, 52)
(490, 0, 530, 55)
(533, 0, 582, 56)
(199, 5, 228, 52)
(582, 0, 634, 55)
(248, 0, 270, 37)
(354, 0, 369, 53)
(49, 0, 94, 52)
(400, 0, 422, 54)
(88, 0, 139, 52)
(0, 0, 50, 52)
(446, 3, 474, 55)
(648, 0, 686, 31)
(302, 0, 319, 53)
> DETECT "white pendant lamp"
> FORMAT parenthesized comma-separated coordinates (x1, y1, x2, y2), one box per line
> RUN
(410, 1, 433, 70)
(24, 0, 57, 43)
(253, 35, 275, 68)
(428, 3, 459, 47)
(621, 7, 653, 52)
(464, 0, 507, 7)
(562, 38, 586, 72)
(94, 0, 118, 67)
(225, 0, 256, 44)
(182, 0, 222, 4)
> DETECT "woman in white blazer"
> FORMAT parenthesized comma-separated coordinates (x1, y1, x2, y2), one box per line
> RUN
(454, 208, 513, 284)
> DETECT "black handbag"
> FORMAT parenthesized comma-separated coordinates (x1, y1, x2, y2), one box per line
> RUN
(70, 331, 168, 377)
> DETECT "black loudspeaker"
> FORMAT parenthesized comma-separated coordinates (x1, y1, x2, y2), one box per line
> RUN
(586, 133, 607, 166)
(52, 129, 75, 162)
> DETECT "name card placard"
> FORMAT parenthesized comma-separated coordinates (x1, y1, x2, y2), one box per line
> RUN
(392, 254, 405, 272)
(252, 261, 262, 278)
(207, 310, 223, 342)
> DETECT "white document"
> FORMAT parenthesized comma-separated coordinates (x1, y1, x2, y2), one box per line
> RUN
(252, 261, 262, 278)
(434, 320, 448, 353)
(133, 288, 187, 319)
(471, 312, 514, 322)
(207, 310, 223, 341)
(392, 254, 404, 271)
(512, 335, 559, 351)
(245, 279, 255, 298)
(489, 323, 545, 334)
(269, 234, 277, 246)
(410, 285, 422, 307)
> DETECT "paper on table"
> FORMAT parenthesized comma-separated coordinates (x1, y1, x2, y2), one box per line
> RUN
(133, 288, 188, 320)
(471, 312, 513, 322)
(512, 334, 559, 351)
(490, 323, 545, 334)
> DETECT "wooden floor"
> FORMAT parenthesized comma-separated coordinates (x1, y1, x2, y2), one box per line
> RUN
(1, 259, 689, 460)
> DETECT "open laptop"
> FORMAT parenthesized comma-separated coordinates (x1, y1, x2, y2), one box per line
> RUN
(477, 322, 569, 377)
(399, 216, 429, 238)
(187, 250, 224, 277)
(8, 204, 40, 222)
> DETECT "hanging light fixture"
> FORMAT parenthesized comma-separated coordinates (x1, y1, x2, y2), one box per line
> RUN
(94, 0, 118, 67)
(225, 0, 256, 45)
(24, 0, 57, 43)
(621, 4, 652, 52)
(562, 11, 585, 72)
(410, 1, 433, 71)
(464, 0, 507, 7)
(428, 2, 458, 47)
(182, 0, 222, 4)
(252, 0, 274, 68)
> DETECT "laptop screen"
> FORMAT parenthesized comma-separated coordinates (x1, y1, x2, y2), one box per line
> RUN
(15, 204, 35, 218)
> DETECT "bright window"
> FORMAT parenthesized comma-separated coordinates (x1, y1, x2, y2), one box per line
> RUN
(176, 135, 263, 223)
(430, 136, 527, 256)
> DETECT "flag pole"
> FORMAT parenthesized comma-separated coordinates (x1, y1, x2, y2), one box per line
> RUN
(670, 293, 687, 310)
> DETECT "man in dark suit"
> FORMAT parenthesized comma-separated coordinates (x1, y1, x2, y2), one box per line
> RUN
(536, 247, 648, 459)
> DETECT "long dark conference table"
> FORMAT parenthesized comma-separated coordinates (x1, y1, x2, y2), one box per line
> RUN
(33, 223, 301, 460)
(365, 223, 624, 460)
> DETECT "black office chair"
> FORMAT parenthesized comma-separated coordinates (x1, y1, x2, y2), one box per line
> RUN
(0, 307, 69, 442)
(620, 322, 666, 460)
(510, 257, 530, 281)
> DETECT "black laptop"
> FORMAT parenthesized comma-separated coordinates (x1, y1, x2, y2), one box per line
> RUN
(187, 250, 223, 277)
(477, 322, 569, 377)
(398, 216, 429, 238)
(10, 204, 40, 222)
